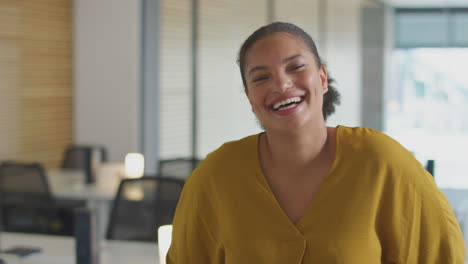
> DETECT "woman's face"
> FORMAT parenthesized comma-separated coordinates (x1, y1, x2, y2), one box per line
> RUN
(244, 32, 328, 132)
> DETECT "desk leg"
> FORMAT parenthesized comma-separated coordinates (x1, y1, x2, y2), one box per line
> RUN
(85, 199, 111, 241)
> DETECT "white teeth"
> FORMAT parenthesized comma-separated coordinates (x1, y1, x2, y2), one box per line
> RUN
(272, 96, 302, 110)
(277, 104, 296, 111)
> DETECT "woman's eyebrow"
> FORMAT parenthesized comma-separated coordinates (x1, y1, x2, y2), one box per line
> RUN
(248, 65, 267, 76)
(282, 54, 302, 63)
(248, 54, 303, 77)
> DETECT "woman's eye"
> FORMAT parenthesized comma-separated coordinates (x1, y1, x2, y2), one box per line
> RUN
(252, 75, 268, 83)
(289, 64, 304, 71)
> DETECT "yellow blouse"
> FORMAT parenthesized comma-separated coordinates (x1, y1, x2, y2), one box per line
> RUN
(167, 126, 465, 263)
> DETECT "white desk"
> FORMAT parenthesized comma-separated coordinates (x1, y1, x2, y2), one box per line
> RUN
(47, 164, 124, 240)
(48, 163, 123, 201)
(0, 232, 158, 264)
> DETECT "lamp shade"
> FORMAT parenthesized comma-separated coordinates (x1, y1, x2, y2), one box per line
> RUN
(124, 153, 144, 178)
(158, 225, 173, 264)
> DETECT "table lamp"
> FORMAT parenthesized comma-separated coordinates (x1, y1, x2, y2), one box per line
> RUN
(158, 225, 173, 264)
(124, 153, 144, 178)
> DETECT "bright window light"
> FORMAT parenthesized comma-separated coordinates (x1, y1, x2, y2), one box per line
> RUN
(385, 48, 468, 188)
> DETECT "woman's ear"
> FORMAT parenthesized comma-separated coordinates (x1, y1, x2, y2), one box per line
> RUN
(319, 65, 329, 94)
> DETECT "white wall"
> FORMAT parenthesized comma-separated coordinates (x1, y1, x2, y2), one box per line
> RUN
(73, 0, 141, 162)
(361, 2, 386, 131)
(324, 0, 362, 127)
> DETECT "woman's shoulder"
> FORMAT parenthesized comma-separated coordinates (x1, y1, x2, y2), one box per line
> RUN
(335, 125, 421, 179)
(336, 126, 430, 184)
(337, 126, 411, 157)
(338, 125, 393, 143)
(202, 133, 259, 168)
(208, 133, 259, 160)
(186, 133, 260, 186)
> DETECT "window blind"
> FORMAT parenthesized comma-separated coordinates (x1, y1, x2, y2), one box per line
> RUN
(197, 0, 267, 158)
(159, 0, 192, 159)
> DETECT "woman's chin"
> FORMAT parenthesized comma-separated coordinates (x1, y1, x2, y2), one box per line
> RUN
(264, 118, 309, 133)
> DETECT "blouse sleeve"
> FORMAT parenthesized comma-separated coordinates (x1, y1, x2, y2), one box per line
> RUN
(378, 152, 466, 263)
(166, 177, 224, 263)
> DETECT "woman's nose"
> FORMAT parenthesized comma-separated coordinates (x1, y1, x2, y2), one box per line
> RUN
(273, 73, 292, 92)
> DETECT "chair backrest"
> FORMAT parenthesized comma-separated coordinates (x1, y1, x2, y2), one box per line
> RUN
(0, 162, 52, 201)
(61, 145, 107, 183)
(158, 158, 202, 180)
(0, 162, 54, 233)
(106, 176, 185, 242)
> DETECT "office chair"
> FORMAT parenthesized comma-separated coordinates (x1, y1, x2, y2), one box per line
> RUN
(0, 162, 85, 235)
(157, 157, 202, 180)
(61, 144, 108, 183)
(106, 176, 185, 242)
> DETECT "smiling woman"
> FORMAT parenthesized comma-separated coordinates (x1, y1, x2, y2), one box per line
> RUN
(166, 22, 465, 263)
(242, 32, 330, 133)
(238, 22, 340, 123)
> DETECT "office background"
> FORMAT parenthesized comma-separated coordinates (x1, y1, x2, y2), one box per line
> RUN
(1, 0, 467, 184)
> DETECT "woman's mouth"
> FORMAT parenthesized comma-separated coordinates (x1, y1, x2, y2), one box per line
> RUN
(271, 96, 304, 111)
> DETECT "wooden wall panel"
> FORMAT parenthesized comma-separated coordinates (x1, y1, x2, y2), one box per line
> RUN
(0, 0, 72, 168)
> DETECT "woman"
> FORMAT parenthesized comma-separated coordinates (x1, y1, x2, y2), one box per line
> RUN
(167, 22, 465, 263)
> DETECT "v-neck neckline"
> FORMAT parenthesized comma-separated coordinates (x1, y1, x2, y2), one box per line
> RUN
(252, 125, 342, 231)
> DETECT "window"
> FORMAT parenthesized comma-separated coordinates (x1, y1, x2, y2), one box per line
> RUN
(386, 9, 468, 187)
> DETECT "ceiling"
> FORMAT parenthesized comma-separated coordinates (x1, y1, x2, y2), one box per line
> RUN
(381, 0, 468, 7)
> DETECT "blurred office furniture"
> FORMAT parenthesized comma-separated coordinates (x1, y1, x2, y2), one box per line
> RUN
(157, 157, 202, 180)
(0, 232, 158, 264)
(158, 225, 172, 264)
(0, 162, 85, 236)
(48, 164, 122, 201)
(425, 159, 435, 177)
(47, 164, 123, 240)
(106, 177, 184, 242)
(74, 208, 99, 264)
(61, 145, 108, 183)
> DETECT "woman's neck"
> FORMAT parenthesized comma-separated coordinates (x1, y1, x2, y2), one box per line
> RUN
(261, 120, 330, 171)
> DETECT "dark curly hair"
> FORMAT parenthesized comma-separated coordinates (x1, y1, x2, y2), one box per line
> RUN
(237, 22, 340, 121)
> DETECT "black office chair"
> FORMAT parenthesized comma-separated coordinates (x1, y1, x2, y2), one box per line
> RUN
(157, 157, 202, 180)
(106, 176, 185, 242)
(0, 162, 85, 235)
(61, 145, 108, 183)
